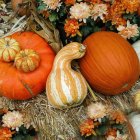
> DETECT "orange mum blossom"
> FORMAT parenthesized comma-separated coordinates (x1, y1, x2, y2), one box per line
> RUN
(0, 109, 8, 114)
(65, 0, 76, 5)
(84, 0, 102, 4)
(108, 0, 126, 26)
(80, 119, 96, 136)
(110, 0, 125, 15)
(64, 19, 81, 37)
(121, 0, 140, 13)
(0, 127, 14, 140)
(106, 128, 117, 137)
(41, 11, 50, 18)
(138, 4, 140, 15)
(111, 16, 127, 26)
(110, 110, 127, 124)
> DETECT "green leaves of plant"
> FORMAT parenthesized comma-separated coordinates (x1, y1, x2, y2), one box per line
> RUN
(37, 4, 46, 11)
(49, 12, 58, 22)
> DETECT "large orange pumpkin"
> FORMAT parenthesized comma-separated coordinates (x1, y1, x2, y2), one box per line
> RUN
(0, 32, 55, 100)
(79, 31, 139, 95)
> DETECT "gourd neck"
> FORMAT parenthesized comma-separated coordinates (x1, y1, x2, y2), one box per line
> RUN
(53, 54, 74, 70)
(52, 43, 86, 71)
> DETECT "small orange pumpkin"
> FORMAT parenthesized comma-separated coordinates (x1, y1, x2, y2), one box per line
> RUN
(79, 31, 139, 95)
(0, 32, 55, 100)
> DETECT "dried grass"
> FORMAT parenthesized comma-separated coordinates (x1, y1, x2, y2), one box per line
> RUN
(0, 94, 87, 140)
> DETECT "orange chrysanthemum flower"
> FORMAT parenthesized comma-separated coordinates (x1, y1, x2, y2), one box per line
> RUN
(106, 128, 117, 137)
(121, 0, 140, 13)
(64, 19, 81, 37)
(0, 127, 14, 140)
(138, 4, 140, 15)
(110, 0, 125, 15)
(80, 119, 95, 136)
(84, 0, 101, 4)
(0, 109, 8, 114)
(110, 110, 127, 124)
(111, 16, 127, 26)
(106, 0, 127, 26)
(41, 11, 50, 18)
(65, 0, 76, 5)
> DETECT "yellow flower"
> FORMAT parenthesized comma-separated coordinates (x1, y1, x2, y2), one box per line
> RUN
(117, 20, 139, 39)
(70, 2, 91, 23)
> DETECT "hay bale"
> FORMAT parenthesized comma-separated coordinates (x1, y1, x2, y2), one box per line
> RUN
(0, 94, 87, 140)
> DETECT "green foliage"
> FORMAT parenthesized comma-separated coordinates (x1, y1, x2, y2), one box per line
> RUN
(13, 135, 35, 140)
(112, 124, 124, 130)
(96, 125, 108, 136)
(37, 4, 46, 11)
(49, 12, 58, 22)
(101, 116, 109, 124)
(81, 26, 94, 38)
(12, 125, 37, 140)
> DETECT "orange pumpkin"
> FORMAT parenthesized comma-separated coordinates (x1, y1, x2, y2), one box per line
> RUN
(79, 31, 139, 95)
(0, 32, 55, 100)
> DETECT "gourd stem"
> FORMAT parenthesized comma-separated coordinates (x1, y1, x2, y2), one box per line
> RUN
(86, 81, 98, 101)
(77, 69, 97, 101)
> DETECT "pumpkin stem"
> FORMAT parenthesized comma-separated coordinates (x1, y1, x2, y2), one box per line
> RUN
(6, 41, 10, 47)
(14, 49, 40, 73)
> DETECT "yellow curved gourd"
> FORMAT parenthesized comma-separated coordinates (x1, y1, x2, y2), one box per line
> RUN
(46, 42, 87, 109)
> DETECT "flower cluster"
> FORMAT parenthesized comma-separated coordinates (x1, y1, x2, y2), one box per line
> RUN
(79, 102, 128, 139)
(37, 0, 140, 44)
(0, 109, 37, 139)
